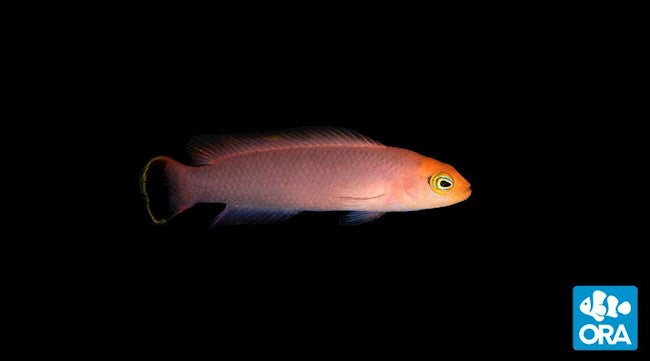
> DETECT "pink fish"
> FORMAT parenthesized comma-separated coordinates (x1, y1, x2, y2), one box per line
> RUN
(142, 128, 471, 225)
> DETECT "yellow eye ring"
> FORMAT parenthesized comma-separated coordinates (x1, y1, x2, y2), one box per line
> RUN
(429, 173, 454, 195)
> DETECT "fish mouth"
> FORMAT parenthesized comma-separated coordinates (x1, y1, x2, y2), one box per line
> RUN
(460, 188, 472, 200)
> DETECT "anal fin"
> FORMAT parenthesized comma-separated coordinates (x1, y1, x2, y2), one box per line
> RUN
(212, 205, 299, 226)
(340, 211, 386, 225)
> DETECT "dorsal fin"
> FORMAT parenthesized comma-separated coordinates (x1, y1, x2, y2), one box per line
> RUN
(187, 127, 384, 166)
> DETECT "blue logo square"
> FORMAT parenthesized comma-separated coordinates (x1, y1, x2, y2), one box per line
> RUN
(573, 285, 638, 351)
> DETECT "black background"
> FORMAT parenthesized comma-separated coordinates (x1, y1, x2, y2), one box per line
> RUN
(95, 5, 647, 357)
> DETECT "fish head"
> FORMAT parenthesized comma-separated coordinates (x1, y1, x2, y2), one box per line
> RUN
(579, 296, 592, 315)
(406, 156, 471, 209)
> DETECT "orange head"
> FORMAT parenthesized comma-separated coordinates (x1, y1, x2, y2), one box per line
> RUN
(396, 155, 471, 210)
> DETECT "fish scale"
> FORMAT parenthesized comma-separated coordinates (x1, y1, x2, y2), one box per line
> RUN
(191, 146, 411, 210)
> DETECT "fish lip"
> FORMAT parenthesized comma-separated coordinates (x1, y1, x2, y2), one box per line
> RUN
(463, 188, 472, 199)
(456, 188, 472, 202)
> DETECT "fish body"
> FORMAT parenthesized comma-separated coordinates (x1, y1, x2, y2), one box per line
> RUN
(142, 128, 471, 225)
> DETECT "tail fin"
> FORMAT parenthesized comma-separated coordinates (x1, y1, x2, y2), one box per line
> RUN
(141, 156, 194, 224)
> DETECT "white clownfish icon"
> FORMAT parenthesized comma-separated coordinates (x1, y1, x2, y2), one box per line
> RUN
(579, 290, 632, 322)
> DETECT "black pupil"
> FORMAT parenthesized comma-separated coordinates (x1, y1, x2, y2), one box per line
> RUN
(440, 180, 451, 188)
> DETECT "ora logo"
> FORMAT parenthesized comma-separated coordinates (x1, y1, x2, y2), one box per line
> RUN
(573, 286, 637, 351)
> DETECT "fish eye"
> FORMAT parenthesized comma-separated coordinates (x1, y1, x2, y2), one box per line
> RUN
(429, 173, 454, 195)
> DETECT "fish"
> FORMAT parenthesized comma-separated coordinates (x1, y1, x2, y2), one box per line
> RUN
(141, 127, 471, 226)
(579, 290, 632, 322)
